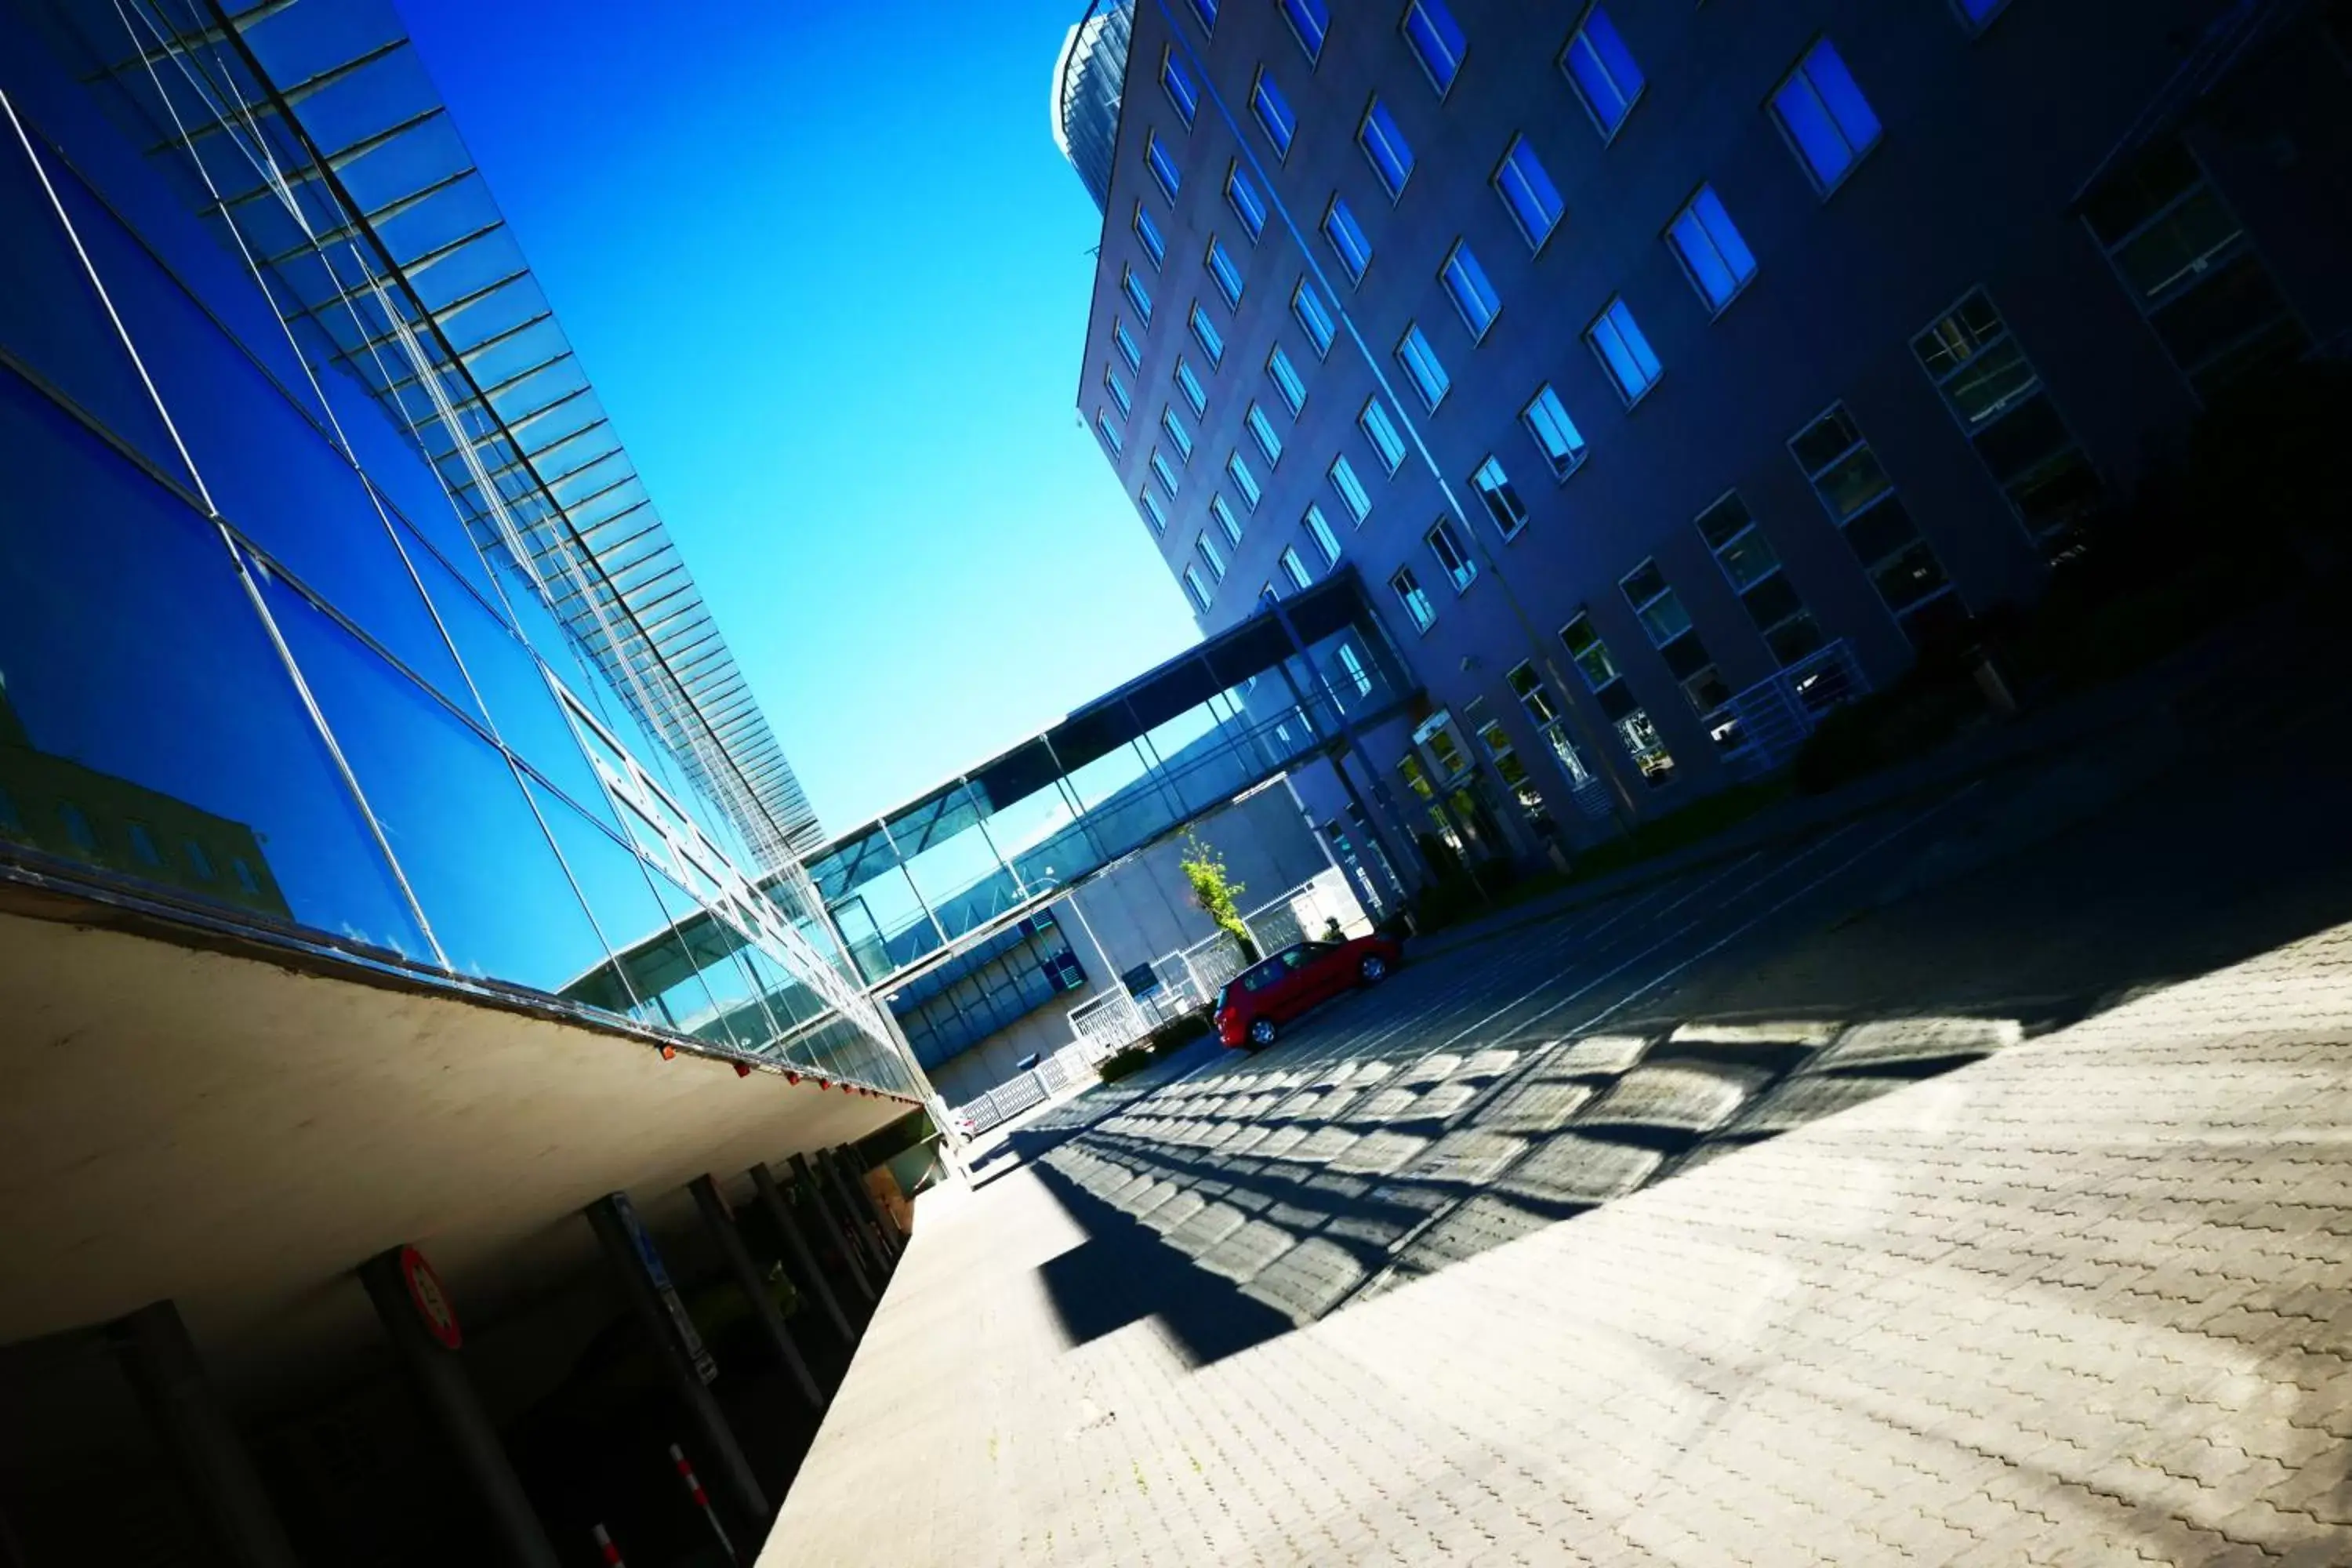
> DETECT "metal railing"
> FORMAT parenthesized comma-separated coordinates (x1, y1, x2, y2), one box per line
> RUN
(943, 871, 1373, 1134)
(1715, 640, 1867, 779)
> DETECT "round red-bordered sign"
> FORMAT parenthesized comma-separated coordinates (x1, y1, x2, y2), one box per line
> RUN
(399, 1245, 463, 1351)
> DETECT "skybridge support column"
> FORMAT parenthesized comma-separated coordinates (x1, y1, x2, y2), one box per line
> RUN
(791, 1153, 877, 1305)
(358, 1247, 561, 1568)
(583, 1194, 767, 1537)
(750, 1160, 855, 1345)
(108, 1301, 299, 1568)
(1266, 596, 1435, 899)
(688, 1176, 825, 1412)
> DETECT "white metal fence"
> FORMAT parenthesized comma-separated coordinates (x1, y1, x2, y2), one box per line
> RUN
(946, 870, 1371, 1135)
(1719, 640, 1867, 779)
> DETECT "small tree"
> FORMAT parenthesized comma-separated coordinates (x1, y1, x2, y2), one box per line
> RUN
(1178, 832, 1258, 962)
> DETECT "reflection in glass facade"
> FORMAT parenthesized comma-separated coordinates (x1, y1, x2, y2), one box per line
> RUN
(0, 0, 919, 1097)
(806, 572, 1417, 993)
(1051, 0, 1137, 215)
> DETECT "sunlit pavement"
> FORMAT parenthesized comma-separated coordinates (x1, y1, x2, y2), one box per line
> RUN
(767, 737, 2352, 1566)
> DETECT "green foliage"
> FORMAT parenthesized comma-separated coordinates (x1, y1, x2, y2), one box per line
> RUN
(1095, 1013, 1212, 1083)
(1096, 1044, 1156, 1083)
(1178, 831, 1258, 961)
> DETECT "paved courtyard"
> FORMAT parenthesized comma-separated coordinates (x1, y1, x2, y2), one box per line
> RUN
(766, 723, 2352, 1566)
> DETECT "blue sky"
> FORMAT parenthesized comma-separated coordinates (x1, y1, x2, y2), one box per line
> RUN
(399, 0, 1198, 835)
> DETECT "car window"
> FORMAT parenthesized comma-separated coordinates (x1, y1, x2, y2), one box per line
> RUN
(1241, 961, 1287, 992)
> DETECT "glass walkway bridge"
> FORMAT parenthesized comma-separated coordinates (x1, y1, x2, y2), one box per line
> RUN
(805, 571, 1423, 994)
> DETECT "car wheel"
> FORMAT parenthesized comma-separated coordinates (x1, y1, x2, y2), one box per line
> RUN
(1359, 954, 1389, 984)
(1248, 1017, 1279, 1048)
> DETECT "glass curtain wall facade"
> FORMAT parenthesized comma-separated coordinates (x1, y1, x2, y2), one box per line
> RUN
(0, 0, 916, 1094)
(806, 571, 1416, 993)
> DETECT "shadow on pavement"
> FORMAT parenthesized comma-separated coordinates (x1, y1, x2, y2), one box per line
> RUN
(1007, 714, 2352, 1367)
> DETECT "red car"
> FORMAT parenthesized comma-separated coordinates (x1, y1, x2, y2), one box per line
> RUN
(1214, 935, 1403, 1049)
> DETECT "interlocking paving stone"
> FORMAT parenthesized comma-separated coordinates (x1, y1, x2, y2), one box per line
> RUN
(770, 919, 2352, 1566)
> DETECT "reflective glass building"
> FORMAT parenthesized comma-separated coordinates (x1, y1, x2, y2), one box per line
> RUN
(0, 0, 920, 1096)
(1062, 0, 2352, 875)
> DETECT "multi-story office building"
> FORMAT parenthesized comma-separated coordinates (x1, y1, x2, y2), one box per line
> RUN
(2, 0, 936, 1558)
(1059, 0, 2350, 865)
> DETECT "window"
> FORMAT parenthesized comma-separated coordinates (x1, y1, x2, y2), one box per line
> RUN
(1132, 204, 1167, 270)
(1161, 405, 1195, 462)
(1189, 302, 1226, 366)
(1226, 449, 1263, 510)
(1279, 546, 1313, 590)
(1358, 98, 1415, 201)
(1562, 6, 1645, 140)
(1206, 236, 1247, 308)
(1506, 663, 1604, 797)
(1304, 503, 1342, 564)
(1225, 163, 1269, 241)
(1114, 320, 1142, 371)
(183, 839, 216, 880)
(1245, 402, 1285, 465)
(1426, 518, 1477, 592)
(1520, 384, 1587, 480)
(1772, 39, 1882, 193)
(1696, 492, 1824, 670)
(1150, 448, 1181, 499)
(232, 858, 261, 896)
(1667, 186, 1757, 312)
(1587, 296, 1663, 405)
(1105, 365, 1132, 416)
(1121, 266, 1153, 325)
(1329, 455, 1373, 523)
(1174, 357, 1208, 417)
(58, 802, 96, 854)
(1560, 614, 1676, 784)
(1322, 196, 1374, 284)
(1621, 561, 1743, 752)
(1098, 410, 1124, 455)
(1185, 563, 1214, 612)
(2082, 139, 2307, 400)
(1359, 396, 1409, 474)
(1472, 456, 1527, 539)
(1391, 566, 1437, 631)
(1279, 0, 1329, 64)
(1493, 134, 1566, 251)
(1210, 492, 1245, 544)
(1266, 344, 1308, 415)
(1251, 67, 1298, 158)
(1911, 289, 2102, 541)
(1162, 48, 1201, 128)
(1469, 699, 1546, 820)
(127, 821, 162, 866)
(1190, 0, 1219, 31)
(1439, 241, 1501, 341)
(1395, 324, 1450, 412)
(1403, 0, 1468, 96)
(1789, 405, 1956, 637)
(1146, 132, 1184, 205)
(1139, 486, 1169, 535)
(1197, 532, 1228, 579)
(1291, 277, 1338, 357)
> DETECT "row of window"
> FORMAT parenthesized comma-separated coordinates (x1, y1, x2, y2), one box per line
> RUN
(1127, 4, 2291, 652)
(0, 786, 267, 895)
